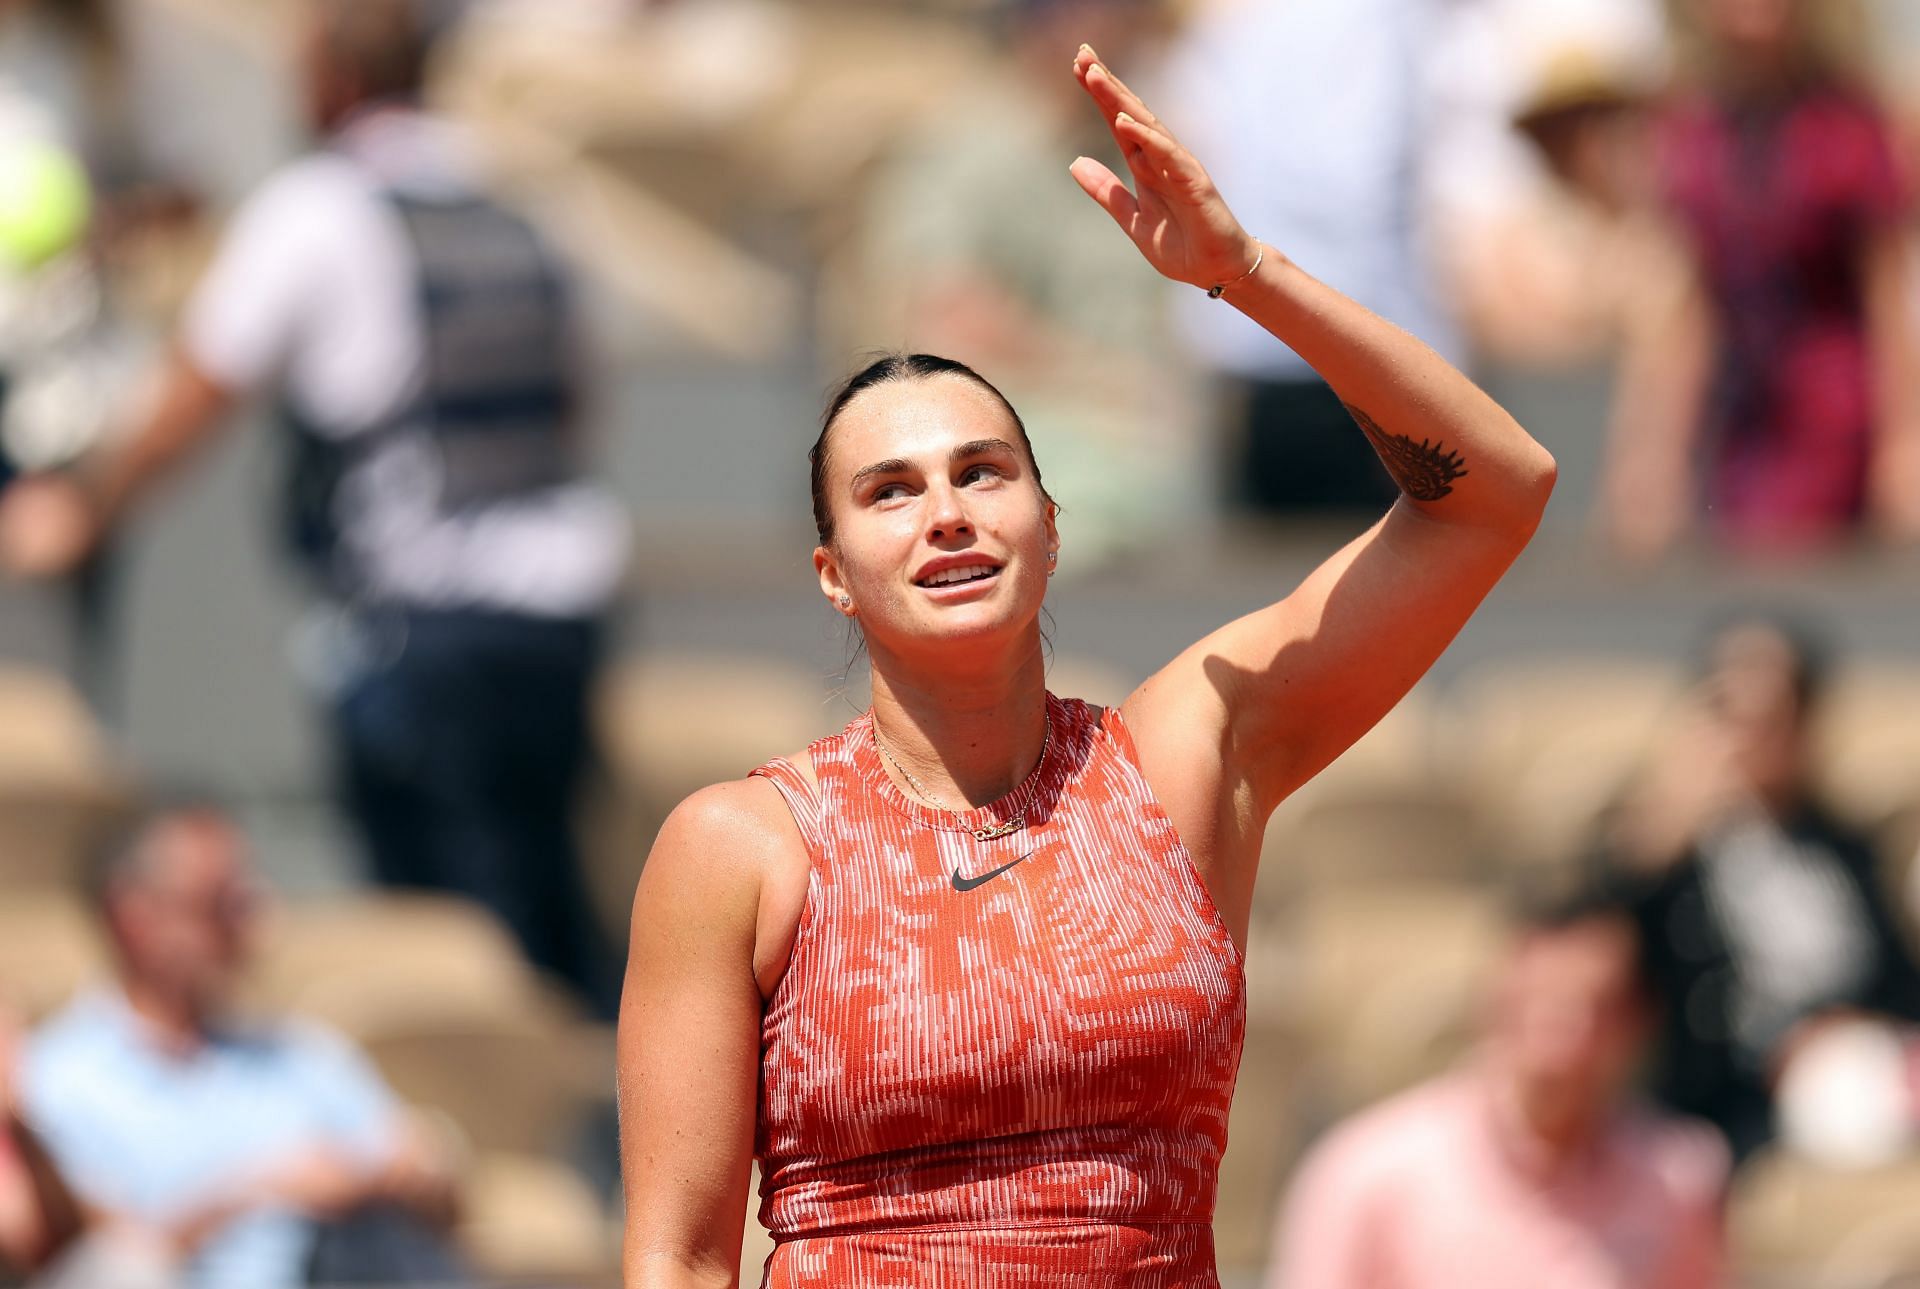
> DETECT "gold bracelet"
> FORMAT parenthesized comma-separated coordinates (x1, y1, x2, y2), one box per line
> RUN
(1206, 242, 1264, 299)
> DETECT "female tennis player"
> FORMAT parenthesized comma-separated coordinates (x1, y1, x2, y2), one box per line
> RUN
(619, 46, 1556, 1288)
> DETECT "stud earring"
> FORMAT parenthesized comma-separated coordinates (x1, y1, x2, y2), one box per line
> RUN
(1046, 551, 1057, 577)
(838, 595, 852, 609)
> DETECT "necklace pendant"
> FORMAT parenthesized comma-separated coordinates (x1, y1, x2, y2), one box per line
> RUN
(972, 815, 1026, 842)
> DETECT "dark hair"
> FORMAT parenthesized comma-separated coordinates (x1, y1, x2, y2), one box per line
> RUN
(316, 0, 433, 103)
(1507, 875, 1635, 936)
(1505, 873, 1654, 1002)
(809, 353, 1052, 546)
(1692, 608, 1832, 718)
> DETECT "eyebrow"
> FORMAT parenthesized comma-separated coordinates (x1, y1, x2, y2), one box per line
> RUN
(848, 457, 913, 490)
(954, 438, 1019, 462)
(847, 439, 1021, 491)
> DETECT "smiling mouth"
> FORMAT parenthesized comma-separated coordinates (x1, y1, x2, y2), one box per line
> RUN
(915, 563, 1002, 589)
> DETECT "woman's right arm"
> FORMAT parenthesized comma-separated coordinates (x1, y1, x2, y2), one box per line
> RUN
(619, 780, 793, 1288)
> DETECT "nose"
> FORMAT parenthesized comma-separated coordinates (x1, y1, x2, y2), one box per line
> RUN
(925, 481, 973, 542)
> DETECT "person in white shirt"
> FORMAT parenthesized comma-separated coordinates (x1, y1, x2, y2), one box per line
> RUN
(1161, 0, 1469, 515)
(0, 0, 629, 1017)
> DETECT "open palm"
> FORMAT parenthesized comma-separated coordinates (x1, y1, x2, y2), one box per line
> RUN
(1068, 45, 1258, 292)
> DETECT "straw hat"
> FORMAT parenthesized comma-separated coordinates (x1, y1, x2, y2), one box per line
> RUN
(1506, 1, 1669, 134)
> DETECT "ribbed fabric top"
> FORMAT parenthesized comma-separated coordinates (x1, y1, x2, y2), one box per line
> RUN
(749, 694, 1246, 1287)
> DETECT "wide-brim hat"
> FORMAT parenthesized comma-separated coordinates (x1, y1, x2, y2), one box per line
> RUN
(1514, 41, 1664, 136)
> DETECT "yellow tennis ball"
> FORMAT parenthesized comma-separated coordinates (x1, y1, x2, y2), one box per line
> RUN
(0, 140, 90, 271)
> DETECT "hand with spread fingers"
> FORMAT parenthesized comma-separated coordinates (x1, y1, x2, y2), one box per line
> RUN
(1068, 44, 1260, 295)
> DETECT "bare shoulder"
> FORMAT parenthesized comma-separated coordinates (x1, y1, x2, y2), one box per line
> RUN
(642, 778, 794, 890)
(1119, 654, 1234, 765)
(1117, 660, 1238, 833)
(629, 754, 818, 998)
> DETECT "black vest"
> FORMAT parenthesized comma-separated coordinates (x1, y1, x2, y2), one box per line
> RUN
(281, 185, 576, 595)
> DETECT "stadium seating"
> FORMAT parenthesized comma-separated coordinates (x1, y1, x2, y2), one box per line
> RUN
(1270, 784, 1490, 898)
(1444, 657, 1681, 872)
(0, 665, 128, 892)
(584, 653, 835, 939)
(1281, 884, 1506, 1120)
(1213, 1018, 1304, 1275)
(1733, 1148, 1920, 1287)
(1815, 662, 1920, 833)
(244, 891, 542, 1022)
(461, 1150, 618, 1283)
(1256, 692, 1442, 921)
(0, 887, 106, 1022)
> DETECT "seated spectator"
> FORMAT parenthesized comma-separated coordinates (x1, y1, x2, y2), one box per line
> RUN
(15, 800, 465, 1289)
(1268, 887, 1727, 1289)
(1449, 0, 1674, 368)
(1601, 615, 1920, 1161)
(0, 1005, 79, 1284)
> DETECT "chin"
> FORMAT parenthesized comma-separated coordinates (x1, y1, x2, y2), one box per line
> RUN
(894, 599, 1041, 653)
(917, 611, 1025, 648)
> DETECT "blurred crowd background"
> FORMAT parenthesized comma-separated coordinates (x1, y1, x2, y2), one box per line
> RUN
(0, 0, 1919, 1285)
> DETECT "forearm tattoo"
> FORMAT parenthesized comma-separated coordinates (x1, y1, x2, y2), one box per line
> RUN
(1343, 402, 1469, 502)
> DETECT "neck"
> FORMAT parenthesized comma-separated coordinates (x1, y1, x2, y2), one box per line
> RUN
(865, 633, 1049, 810)
(1488, 1062, 1602, 1174)
(118, 974, 208, 1055)
(1715, 48, 1812, 102)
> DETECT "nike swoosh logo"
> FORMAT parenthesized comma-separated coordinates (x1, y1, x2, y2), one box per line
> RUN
(951, 851, 1034, 893)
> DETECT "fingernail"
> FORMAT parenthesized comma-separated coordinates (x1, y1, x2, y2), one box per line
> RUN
(1116, 111, 1134, 124)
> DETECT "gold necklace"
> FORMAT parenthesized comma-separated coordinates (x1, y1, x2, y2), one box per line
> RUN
(873, 712, 1050, 842)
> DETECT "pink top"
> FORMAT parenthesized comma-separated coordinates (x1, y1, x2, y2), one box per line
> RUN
(750, 695, 1246, 1286)
(1270, 1071, 1729, 1289)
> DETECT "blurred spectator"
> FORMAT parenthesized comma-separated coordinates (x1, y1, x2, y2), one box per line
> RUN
(1599, 614, 1920, 1161)
(831, 0, 1206, 559)
(1449, 0, 1675, 367)
(0, 1006, 79, 1283)
(1268, 886, 1727, 1289)
(16, 800, 465, 1289)
(1600, 0, 1920, 558)
(0, 0, 629, 1016)
(1160, 0, 1468, 516)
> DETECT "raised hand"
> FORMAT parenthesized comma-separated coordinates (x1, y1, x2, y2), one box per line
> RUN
(1068, 44, 1260, 294)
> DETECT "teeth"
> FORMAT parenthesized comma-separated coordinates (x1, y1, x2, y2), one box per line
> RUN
(922, 564, 997, 587)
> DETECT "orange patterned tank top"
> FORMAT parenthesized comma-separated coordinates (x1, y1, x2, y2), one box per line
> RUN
(748, 693, 1247, 1286)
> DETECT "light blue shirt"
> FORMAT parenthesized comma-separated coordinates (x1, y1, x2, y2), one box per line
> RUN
(19, 989, 400, 1289)
(1162, 0, 1467, 381)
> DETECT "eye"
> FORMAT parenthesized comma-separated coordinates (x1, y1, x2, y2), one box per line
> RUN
(959, 463, 1001, 486)
(870, 481, 910, 503)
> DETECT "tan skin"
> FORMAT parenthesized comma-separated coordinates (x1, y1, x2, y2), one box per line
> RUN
(1486, 919, 1653, 1164)
(619, 46, 1556, 1288)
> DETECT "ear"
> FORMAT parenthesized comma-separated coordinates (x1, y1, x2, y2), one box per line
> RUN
(815, 545, 853, 615)
(1044, 500, 1061, 561)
